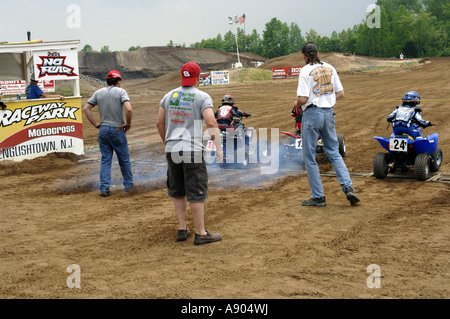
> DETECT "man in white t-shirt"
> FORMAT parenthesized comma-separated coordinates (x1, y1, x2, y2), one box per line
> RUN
(297, 42, 360, 207)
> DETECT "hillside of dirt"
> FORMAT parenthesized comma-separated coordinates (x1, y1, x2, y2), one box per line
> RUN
(78, 46, 267, 80)
(1, 48, 449, 302)
(260, 51, 422, 72)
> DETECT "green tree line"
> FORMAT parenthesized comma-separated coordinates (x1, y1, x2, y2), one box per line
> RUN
(191, 0, 449, 58)
(81, 44, 142, 53)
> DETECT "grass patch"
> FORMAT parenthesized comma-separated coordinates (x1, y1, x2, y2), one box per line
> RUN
(232, 68, 273, 82)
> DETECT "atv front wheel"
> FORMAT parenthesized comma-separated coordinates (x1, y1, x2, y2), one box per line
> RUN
(430, 147, 443, 172)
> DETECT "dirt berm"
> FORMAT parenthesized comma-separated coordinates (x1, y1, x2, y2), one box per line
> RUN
(78, 46, 266, 80)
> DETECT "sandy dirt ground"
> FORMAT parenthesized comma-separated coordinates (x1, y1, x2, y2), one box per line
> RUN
(0, 54, 449, 301)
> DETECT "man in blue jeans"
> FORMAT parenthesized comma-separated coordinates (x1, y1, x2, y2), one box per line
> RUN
(297, 43, 360, 206)
(83, 70, 133, 197)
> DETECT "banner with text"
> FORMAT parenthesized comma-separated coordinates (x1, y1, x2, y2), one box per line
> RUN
(199, 72, 211, 86)
(211, 71, 230, 85)
(0, 80, 55, 95)
(33, 50, 79, 81)
(0, 97, 84, 162)
(272, 66, 303, 80)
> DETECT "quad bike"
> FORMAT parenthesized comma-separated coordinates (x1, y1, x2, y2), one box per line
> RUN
(373, 130, 442, 181)
(205, 117, 256, 169)
(280, 126, 346, 163)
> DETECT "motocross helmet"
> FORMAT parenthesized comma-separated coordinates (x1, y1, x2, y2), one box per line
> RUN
(402, 91, 421, 106)
(222, 94, 235, 106)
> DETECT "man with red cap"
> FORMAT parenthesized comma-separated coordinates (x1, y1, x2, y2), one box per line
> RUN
(83, 70, 134, 197)
(157, 62, 223, 245)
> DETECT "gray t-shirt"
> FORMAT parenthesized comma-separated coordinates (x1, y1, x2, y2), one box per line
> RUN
(87, 86, 130, 127)
(160, 86, 213, 152)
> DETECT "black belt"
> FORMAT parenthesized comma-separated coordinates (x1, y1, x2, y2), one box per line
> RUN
(304, 104, 318, 111)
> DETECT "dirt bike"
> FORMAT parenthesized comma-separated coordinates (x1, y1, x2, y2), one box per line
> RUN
(280, 126, 346, 163)
(373, 127, 442, 181)
(205, 116, 256, 169)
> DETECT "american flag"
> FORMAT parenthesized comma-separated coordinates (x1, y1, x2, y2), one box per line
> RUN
(237, 14, 246, 25)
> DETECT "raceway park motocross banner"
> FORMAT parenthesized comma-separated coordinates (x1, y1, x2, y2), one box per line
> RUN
(272, 66, 303, 80)
(0, 98, 84, 162)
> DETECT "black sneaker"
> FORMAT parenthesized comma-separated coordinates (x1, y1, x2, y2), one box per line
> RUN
(345, 191, 360, 206)
(344, 187, 360, 206)
(124, 186, 133, 193)
(177, 227, 190, 241)
(100, 190, 111, 197)
(302, 197, 326, 207)
(194, 231, 222, 245)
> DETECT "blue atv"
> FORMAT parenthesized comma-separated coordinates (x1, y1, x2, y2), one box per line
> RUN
(205, 117, 257, 170)
(373, 131, 443, 181)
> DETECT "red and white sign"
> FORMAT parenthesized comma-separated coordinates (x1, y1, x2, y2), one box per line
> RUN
(33, 50, 79, 81)
(272, 66, 303, 80)
(0, 80, 55, 95)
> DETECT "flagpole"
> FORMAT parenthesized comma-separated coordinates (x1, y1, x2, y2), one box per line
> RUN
(235, 32, 241, 65)
(230, 15, 241, 67)
(244, 19, 247, 52)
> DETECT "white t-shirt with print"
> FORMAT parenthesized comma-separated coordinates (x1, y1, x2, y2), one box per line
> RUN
(297, 61, 344, 111)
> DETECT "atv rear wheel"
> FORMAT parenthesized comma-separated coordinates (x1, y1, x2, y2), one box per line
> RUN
(373, 152, 389, 179)
(415, 153, 430, 181)
(235, 145, 250, 170)
(430, 147, 443, 172)
(337, 134, 346, 157)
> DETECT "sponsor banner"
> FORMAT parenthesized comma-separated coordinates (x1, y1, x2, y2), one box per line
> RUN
(0, 80, 55, 95)
(0, 97, 84, 161)
(199, 72, 211, 86)
(272, 66, 303, 80)
(33, 50, 79, 81)
(211, 71, 230, 85)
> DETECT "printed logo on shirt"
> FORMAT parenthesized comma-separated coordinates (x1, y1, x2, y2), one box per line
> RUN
(170, 92, 182, 106)
(168, 92, 195, 124)
(310, 66, 334, 96)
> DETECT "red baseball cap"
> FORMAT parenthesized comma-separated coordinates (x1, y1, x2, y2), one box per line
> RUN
(181, 62, 201, 87)
(107, 70, 124, 80)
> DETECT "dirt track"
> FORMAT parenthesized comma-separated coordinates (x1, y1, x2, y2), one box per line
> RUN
(0, 54, 449, 300)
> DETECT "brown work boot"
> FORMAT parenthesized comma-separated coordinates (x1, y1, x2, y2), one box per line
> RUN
(194, 231, 222, 245)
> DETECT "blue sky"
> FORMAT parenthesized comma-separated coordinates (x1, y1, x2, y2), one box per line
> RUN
(3, 0, 376, 51)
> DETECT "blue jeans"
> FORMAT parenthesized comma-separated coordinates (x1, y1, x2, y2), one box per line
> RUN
(301, 107, 353, 198)
(98, 125, 133, 192)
